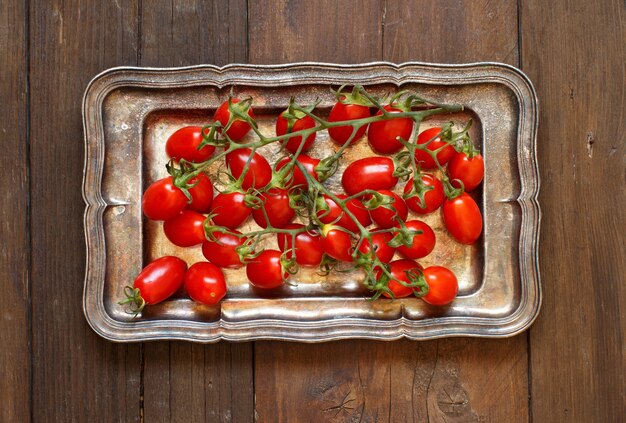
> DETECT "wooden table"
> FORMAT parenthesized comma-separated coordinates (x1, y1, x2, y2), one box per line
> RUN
(2, 1, 624, 421)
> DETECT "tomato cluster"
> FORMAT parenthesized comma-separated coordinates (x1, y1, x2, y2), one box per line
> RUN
(121, 86, 485, 315)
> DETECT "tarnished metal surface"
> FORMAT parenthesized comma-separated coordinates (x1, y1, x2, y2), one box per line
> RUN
(82, 62, 540, 342)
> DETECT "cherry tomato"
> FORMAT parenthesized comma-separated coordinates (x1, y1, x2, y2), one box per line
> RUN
(377, 259, 423, 299)
(403, 175, 445, 214)
(415, 127, 456, 169)
(184, 262, 226, 305)
(246, 250, 287, 289)
(132, 256, 187, 305)
(358, 230, 395, 263)
(142, 177, 188, 221)
(442, 193, 482, 244)
(163, 210, 206, 247)
(448, 152, 484, 192)
(209, 192, 251, 229)
(277, 224, 323, 267)
(276, 111, 316, 154)
(165, 126, 215, 163)
(317, 194, 372, 233)
(342, 157, 398, 196)
(396, 220, 436, 259)
(320, 226, 353, 262)
(422, 266, 458, 305)
(226, 148, 272, 190)
(186, 173, 214, 213)
(275, 155, 320, 188)
(368, 190, 408, 229)
(328, 99, 371, 145)
(214, 98, 254, 141)
(202, 230, 247, 269)
(251, 188, 295, 228)
(367, 105, 414, 154)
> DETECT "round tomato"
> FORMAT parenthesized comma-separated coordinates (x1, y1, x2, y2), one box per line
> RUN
(129, 256, 187, 307)
(415, 127, 456, 169)
(202, 230, 247, 269)
(368, 190, 408, 229)
(448, 152, 484, 192)
(166, 126, 215, 163)
(275, 155, 320, 188)
(396, 220, 436, 259)
(251, 188, 295, 229)
(163, 210, 206, 247)
(403, 175, 444, 214)
(378, 259, 423, 299)
(422, 266, 458, 305)
(246, 250, 287, 289)
(226, 148, 272, 190)
(328, 100, 370, 145)
(367, 105, 414, 154)
(316, 194, 371, 233)
(184, 262, 226, 305)
(342, 157, 398, 196)
(142, 177, 188, 221)
(357, 230, 395, 263)
(209, 192, 251, 229)
(276, 111, 316, 154)
(277, 224, 323, 267)
(186, 173, 214, 213)
(214, 98, 254, 141)
(442, 192, 482, 244)
(320, 226, 353, 262)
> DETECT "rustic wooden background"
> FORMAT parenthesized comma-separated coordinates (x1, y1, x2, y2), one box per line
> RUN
(1, 1, 624, 422)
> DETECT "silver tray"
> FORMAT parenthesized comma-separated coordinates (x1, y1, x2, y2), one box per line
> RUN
(82, 62, 540, 342)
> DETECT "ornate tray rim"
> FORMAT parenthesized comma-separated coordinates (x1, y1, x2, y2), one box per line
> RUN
(82, 61, 541, 343)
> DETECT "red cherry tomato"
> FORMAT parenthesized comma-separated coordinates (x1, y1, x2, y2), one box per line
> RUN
(275, 155, 320, 188)
(209, 192, 251, 229)
(246, 250, 287, 289)
(186, 173, 214, 213)
(142, 177, 188, 221)
(276, 111, 316, 154)
(328, 100, 371, 145)
(202, 230, 247, 269)
(358, 230, 395, 263)
(214, 98, 254, 141)
(396, 220, 436, 259)
(316, 194, 372, 233)
(165, 126, 215, 163)
(442, 193, 482, 244)
(448, 152, 484, 192)
(367, 105, 414, 154)
(132, 256, 187, 305)
(422, 266, 458, 305)
(251, 188, 295, 229)
(403, 175, 445, 214)
(368, 190, 408, 229)
(377, 259, 423, 299)
(277, 224, 323, 267)
(414, 127, 456, 169)
(320, 226, 353, 262)
(342, 157, 398, 196)
(163, 210, 206, 247)
(184, 262, 227, 305)
(226, 148, 272, 190)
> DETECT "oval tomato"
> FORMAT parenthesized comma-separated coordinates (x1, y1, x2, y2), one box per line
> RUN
(131, 256, 187, 306)
(403, 175, 445, 214)
(186, 173, 214, 213)
(184, 262, 227, 305)
(202, 230, 247, 269)
(328, 100, 370, 145)
(251, 188, 295, 229)
(166, 126, 215, 163)
(277, 224, 323, 267)
(316, 194, 371, 233)
(415, 127, 456, 169)
(442, 192, 482, 244)
(396, 220, 436, 259)
(163, 210, 206, 247)
(275, 155, 320, 188)
(142, 177, 188, 221)
(377, 259, 423, 299)
(226, 148, 272, 190)
(342, 157, 398, 196)
(214, 98, 254, 141)
(276, 111, 316, 154)
(209, 192, 251, 229)
(358, 230, 395, 263)
(367, 105, 414, 154)
(246, 250, 287, 289)
(320, 226, 353, 262)
(422, 266, 458, 305)
(448, 152, 484, 192)
(368, 190, 408, 229)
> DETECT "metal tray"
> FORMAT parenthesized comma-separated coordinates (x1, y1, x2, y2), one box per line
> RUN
(82, 62, 540, 342)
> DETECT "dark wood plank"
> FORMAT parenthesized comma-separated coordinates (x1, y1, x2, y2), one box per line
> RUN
(0, 0, 30, 421)
(250, 1, 528, 422)
(29, 1, 142, 421)
(139, 2, 254, 422)
(521, 1, 626, 421)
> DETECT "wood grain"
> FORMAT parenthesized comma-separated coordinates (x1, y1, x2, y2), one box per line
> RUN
(29, 1, 142, 421)
(0, 0, 30, 421)
(521, 1, 626, 421)
(138, 2, 254, 422)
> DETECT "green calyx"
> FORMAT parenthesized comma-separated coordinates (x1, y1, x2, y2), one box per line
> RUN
(334, 84, 377, 107)
(118, 286, 146, 317)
